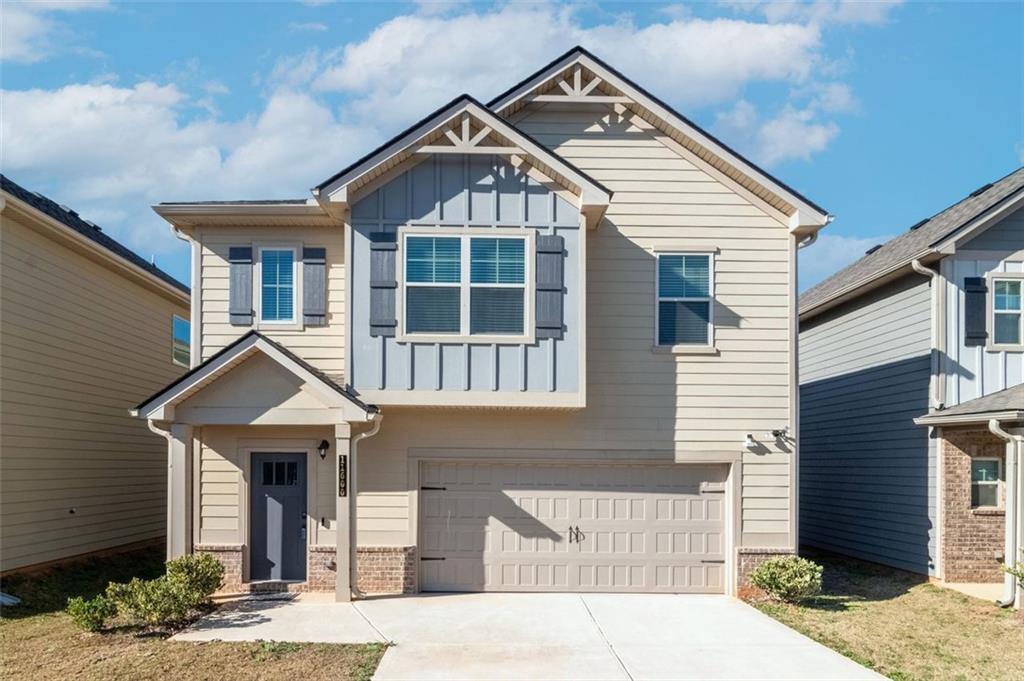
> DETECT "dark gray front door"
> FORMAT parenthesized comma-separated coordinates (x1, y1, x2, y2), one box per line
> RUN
(250, 453, 307, 581)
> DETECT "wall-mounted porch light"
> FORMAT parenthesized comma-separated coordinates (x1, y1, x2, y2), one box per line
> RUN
(318, 439, 330, 460)
(744, 434, 755, 449)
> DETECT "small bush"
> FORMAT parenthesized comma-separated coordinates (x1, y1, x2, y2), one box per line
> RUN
(749, 556, 823, 603)
(101, 554, 225, 630)
(166, 553, 224, 605)
(66, 595, 117, 632)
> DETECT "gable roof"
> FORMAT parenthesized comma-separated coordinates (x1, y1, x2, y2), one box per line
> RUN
(914, 384, 1024, 426)
(132, 330, 377, 420)
(801, 167, 1024, 319)
(2, 174, 189, 295)
(488, 45, 830, 229)
(314, 94, 611, 212)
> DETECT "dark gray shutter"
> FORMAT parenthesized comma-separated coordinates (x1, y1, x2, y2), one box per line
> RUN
(369, 232, 397, 337)
(303, 247, 327, 327)
(535, 234, 564, 340)
(964, 276, 988, 346)
(228, 246, 253, 326)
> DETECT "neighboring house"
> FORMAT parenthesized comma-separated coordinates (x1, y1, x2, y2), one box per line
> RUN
(0, 175, 190, 573)
(132, 46, 831, 600)
(799, 169, 1023, 606)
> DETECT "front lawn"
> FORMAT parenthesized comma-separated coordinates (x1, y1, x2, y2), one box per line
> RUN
(750, 551, 1023, 681)
(0, 545, 385, 681)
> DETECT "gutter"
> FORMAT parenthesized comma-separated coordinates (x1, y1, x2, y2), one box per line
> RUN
(988, 419, 1022, 608)
(349, 413, 383, 599)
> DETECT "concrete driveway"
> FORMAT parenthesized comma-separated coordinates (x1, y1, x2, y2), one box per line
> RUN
(175, 592, 882, 680)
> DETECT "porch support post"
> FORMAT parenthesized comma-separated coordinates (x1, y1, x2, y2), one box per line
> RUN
(334, 423, 352, 601)
(167, 424, 194, 560)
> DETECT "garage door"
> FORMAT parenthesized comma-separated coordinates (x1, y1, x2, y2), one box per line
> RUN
(419, 461, 727, 593)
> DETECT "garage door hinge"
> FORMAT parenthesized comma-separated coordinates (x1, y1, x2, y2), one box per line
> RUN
(420, 556, 446, 561)
(420, 486, 447, 491)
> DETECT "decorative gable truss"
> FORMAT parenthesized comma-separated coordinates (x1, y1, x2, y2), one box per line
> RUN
(525, 64, 630, 105)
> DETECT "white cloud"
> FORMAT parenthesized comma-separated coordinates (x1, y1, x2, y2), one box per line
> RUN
(0, 1, 109, 63)
(723, 1, 903, 26)
(309, 5, 823, 127)
(799, 233, 893, 291)
(715, 96, 840, 166)
(289, 21, 328, 32)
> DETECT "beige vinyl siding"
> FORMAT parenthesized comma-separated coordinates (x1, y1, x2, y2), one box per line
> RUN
(197, 225, 345, 379)
(0, 213, 188, 572)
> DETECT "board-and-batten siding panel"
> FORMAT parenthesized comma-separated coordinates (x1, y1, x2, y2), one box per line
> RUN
(0, 214, 188, 572)
(799, 274, 937, 575)
(943, 207, 1024, 404)
(198, 225, 346, 379)
(353, 103, 797, 546)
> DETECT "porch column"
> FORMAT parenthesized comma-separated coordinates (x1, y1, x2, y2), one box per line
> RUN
(167, 424, 193, 560)
(335, 423, 352, 601)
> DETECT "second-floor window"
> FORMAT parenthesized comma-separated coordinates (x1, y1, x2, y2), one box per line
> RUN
(403, 233, 528, 338)
(656, 253, 713, 347)
(992, 278, 1022, 346)
(259, 248, 296, 324)
(172, 315, 190, 367)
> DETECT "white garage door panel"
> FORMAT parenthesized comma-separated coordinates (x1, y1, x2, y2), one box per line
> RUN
(420, 462, 727, 593)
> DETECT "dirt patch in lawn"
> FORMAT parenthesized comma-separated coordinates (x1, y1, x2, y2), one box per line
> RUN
(750, 551, 1023, 681)
(1, 546, 386, 681)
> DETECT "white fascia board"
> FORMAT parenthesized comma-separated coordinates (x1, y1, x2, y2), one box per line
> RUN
(914, 410, 1024, 426)
(491, 52, 829, 228)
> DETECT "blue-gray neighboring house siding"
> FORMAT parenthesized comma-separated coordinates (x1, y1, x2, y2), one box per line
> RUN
(799, 274, 938, 575)
(349, 153, 582, 394)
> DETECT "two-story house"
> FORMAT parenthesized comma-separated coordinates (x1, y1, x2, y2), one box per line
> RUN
(1, 175, 190, 573)
(133, 47, 830, 600)
(799, 169, 1023, 607)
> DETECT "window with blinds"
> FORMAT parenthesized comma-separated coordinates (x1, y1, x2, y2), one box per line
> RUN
(403, 233, 528, 337)
(260, 248, 296, 323)
(656, 253, 712, 346)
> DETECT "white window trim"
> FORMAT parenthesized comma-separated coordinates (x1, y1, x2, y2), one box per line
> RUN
(171, 314, 190, 368)
(653, 251, 716, 354)
(986, 271, 1024, 352)
(255, 243, 303, 330)
(970, 456, 1004, 509)
(396, 226, 536, 344)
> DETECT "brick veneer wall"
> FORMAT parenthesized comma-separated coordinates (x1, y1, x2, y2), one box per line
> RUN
(737, 547, 795, 586)
(195, 544, 243, 593)
(942, 428, 1006, 583)
(357, 546, 417, 594)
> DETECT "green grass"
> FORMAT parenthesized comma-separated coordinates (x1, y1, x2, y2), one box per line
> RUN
(1, 546, 386, 681)
(748, 551, 1024, 681)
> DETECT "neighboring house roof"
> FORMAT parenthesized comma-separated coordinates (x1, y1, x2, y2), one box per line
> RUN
(914, 384, 1024, 426)
(2, 174, 189, 295)
(158, 199, 311, 206)
(801, 167, 1024, 320)
(132, 330, 378, 419)
(488, 45, 830, 229)
(314, 94, 612, 214)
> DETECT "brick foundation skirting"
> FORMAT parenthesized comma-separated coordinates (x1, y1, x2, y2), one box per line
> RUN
(941, 428, 1007, 583)
(736, 548, 796, 587)
(195, 544, 243, 593)
(357, 546, 417, 594)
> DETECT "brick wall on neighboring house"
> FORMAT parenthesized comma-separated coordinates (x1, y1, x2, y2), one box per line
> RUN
(941, 428, 1006, 583)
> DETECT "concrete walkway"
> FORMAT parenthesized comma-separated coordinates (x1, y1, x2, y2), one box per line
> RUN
(174, 592, 883, 680)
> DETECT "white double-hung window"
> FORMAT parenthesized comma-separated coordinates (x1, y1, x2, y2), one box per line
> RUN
(656, 253, 713, 347)
(992, 277, 1022, 346)
(258, 247, 297, 324)
(402, 232, 529, 339)
(970, 458, 1003, 508)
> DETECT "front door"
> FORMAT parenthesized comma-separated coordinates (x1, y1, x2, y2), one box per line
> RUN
(250, 453, 307, 581)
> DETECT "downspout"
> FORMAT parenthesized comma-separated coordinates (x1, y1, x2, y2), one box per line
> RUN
(349, 412, 383, 599)
(988, 419, 1021, 608)
(911, 259, 944, 410)
(147, 421, 176, 561)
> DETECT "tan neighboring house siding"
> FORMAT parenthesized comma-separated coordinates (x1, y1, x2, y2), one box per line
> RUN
(0, 202, 189, 573)
(196, 225, 346, 379)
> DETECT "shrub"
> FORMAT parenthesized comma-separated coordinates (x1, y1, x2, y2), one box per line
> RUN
(749, 556, 823, 603)
(66, 594, 117, 632)
(166, 553, 224, 605)
(103, 554, 225, 630)
(1003, 550, 1024, 582)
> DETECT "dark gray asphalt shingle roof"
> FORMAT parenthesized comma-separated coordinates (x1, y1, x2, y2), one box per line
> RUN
(801, 167, 1024, 316)
(2, 174, 189, 294)
(158, 199, 310, 206)
(923, 384, 1024, 419)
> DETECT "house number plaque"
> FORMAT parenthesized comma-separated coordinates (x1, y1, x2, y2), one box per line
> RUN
(338, 454, 348, 497)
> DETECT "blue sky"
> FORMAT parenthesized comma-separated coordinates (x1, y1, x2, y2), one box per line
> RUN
(2, 1, 1021, 290)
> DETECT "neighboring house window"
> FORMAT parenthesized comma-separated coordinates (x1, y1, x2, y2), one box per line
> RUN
(656, 253, 713, 346)
(970, 458, 1003, 508)
(992, 278, 1022, 345)
(172, 315, 190, 367)
(403, 233, 528, 337)
(259, 248, 296, 323)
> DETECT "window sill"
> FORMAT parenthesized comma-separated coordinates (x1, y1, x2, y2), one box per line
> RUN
(971, 507, 1005, 517)
(986, 343, 1024, 353)
(396, 333, 536, 345)
(652, 344, 719, 356)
